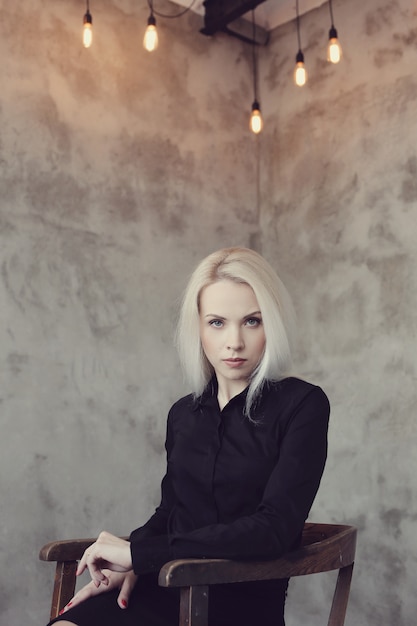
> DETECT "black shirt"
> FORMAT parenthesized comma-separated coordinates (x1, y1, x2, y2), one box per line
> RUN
(130, 376, 330, 575)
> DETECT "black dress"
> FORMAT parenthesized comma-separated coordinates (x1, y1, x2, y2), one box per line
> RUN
(48, 377, 329, 626)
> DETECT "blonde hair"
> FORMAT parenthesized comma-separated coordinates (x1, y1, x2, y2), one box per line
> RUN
(175, 247, 295, 418)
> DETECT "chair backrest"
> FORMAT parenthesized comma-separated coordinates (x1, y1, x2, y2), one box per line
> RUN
(40, 522, 356, 625)
(158, 523, 357, 626)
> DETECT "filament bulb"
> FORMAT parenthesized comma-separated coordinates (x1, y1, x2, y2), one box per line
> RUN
(144, 15, 158, 52)
(327, 27, 342, 63)
(250, 101, 263, 134)
(83, 10, 93, 48)
(294, 51, 307, 87)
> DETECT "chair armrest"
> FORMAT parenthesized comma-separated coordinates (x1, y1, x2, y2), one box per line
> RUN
(39, 538, 97, 563)
(39, 536, 130, 563)
(301, 522, 353, 545)
(158, 550, 316, 588)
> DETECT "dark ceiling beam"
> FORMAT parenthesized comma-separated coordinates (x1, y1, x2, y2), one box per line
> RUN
(201, 0, 268, 42)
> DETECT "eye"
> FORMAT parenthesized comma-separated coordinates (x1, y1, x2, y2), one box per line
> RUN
(245, 317, 262, 327)
(209, 319, 224, 328)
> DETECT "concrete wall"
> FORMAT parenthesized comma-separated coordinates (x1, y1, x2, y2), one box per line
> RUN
(259, 1, 417, 624)
(0, 0, 415, 624)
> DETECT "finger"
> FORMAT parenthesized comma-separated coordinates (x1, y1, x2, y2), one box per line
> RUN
(59, 580, 100, 614)
(117, 572, 138, 609)
(76, 558, 85, 576)
(89, 560, 110, 588)
(76, 546, 92, 576)
(77, 548, 109, 586)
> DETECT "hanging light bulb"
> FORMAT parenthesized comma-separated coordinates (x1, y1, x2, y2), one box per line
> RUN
(250, 101, 263, 134)
(142, 0, 198, 53)
(294, 51, 307, 87)
(293, 0, 307, 86)
(249, 11, 263, 134)
(143, 13, 158, 52)
(83, 2, 93, 49)
(327, 0, 342, 63)
(327, 26, 342, 63)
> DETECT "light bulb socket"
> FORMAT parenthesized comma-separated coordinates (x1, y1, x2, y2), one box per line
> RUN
(329, 25, 338, 39)
(83, 10, 92, 25)
(251, 100, 261, 112)
(147, 14, 156, 27)
(296, 50, 304, 63)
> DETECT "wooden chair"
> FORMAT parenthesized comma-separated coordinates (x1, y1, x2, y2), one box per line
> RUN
(39, 522, 356, 626)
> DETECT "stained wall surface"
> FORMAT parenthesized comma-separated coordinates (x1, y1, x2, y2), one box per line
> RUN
(0, 0, 416, 625)
(259, 1, 417, 624)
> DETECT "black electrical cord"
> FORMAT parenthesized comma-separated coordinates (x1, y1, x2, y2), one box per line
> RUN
(148, 0, 198, 20)
(251, 10, 258, 102)
(296, 0, 302, 51)
(328, 0, 335, 27)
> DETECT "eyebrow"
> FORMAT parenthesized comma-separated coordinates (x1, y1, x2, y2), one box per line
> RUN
(204, 310, 262, 319)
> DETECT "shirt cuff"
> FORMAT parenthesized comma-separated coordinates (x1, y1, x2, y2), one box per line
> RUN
(130, 534, 173, 575)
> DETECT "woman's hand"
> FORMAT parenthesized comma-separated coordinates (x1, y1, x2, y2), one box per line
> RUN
(77, 531, 133, 588)
(59, 570, 138, 614)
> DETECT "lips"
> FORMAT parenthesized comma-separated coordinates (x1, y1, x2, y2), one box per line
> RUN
(223, 358, 247, 368)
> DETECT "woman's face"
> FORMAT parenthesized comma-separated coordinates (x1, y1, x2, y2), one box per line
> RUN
(199, 280, 266, 394)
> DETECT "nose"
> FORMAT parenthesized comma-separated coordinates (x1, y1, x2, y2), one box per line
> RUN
(226, 325, 244, 351)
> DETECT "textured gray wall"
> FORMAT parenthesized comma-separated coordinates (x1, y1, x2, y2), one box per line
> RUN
(0, 0, 416, 624)
(260, 2, 417, 624)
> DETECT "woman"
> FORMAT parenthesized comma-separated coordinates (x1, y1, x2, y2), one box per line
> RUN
(50, 247, 329, 626)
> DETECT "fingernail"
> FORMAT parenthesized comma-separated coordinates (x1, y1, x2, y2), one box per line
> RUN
(59, 601, 72, 615)
(121, 599, 128, 608)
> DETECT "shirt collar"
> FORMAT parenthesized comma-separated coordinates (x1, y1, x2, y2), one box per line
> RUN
(194, 376, 250, 412)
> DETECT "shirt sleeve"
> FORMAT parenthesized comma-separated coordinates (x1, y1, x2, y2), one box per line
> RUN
(129, 413, 177, 573)
(130, 385, 329, 575)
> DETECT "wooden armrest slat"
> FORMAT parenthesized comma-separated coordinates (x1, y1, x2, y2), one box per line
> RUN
(39, 536, 129, 562)
(39, 538, 97, 562)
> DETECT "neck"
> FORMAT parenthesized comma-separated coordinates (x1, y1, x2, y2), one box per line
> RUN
(217, 379, 248, 410)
